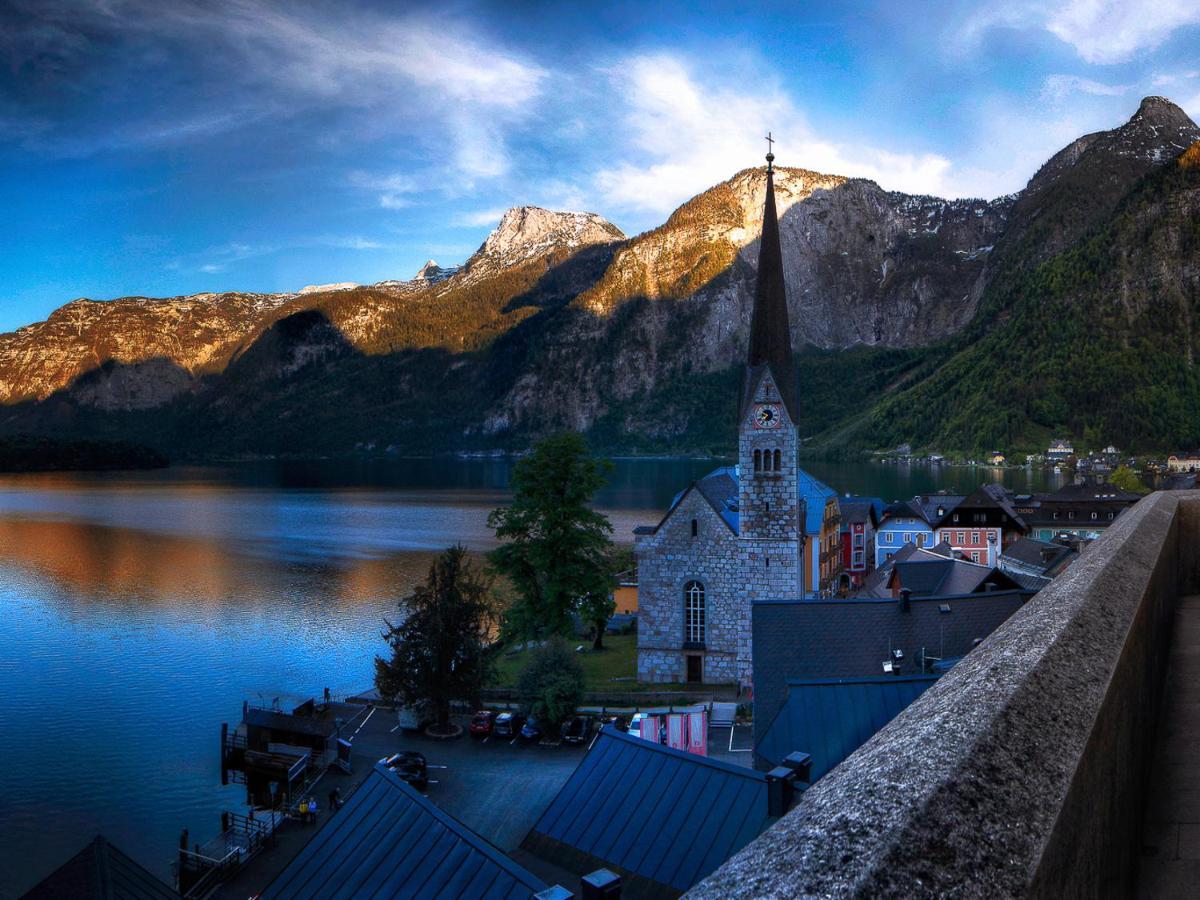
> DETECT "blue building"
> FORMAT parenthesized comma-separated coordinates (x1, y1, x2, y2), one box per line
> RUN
(875, 495, 963, 567)
(796, 468, 841, 594)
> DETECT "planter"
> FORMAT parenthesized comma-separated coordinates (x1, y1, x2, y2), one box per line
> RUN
(423, 723, 464, 740)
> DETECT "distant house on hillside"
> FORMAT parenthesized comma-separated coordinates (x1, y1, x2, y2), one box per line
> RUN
(1047, 439, 1074, 462)
(1167, 452, 1200, 473)
(988, 451, 1006, 465)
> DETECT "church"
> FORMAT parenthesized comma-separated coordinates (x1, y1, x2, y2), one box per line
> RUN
(635, 146, 806, 688)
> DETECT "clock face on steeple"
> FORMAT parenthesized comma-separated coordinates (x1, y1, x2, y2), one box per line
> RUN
(753, 403, 782, 429)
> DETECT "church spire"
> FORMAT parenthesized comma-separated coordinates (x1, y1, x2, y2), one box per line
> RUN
(743, 137, 798, 421)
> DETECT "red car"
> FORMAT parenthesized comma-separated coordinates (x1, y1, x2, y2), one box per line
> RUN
(469, 710, 496, 738)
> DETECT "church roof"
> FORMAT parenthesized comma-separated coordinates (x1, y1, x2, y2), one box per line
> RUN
(796, 469, 837, 535)
(742, 161, 798, 423)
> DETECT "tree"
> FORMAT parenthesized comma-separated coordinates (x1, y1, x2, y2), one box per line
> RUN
(488, 432, 617, 648)
(517, 638, 585, 728)
(374, 545, 497, 733)
(1109, 464, 1148, 494)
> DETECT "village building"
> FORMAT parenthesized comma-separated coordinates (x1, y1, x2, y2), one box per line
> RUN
(634, 150, 806, 687)
(838, 496, 882, 589)
(931, 485, 1027, 566)
(1047, 438, 1074, 462)
(1167, 451, 1200, 473)
(1012, 482, 1142, 541)
(874, 495, 963, 566)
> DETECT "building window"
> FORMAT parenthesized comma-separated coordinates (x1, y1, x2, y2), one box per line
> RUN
(684, 581, 705, 645)
(1091, 512, 1098, 520)
(903, 532, 912, 544)
(753, 449, 762, 472)
(691, 518, 698, 537)
(970, 551, 980, 563)
(971, 532, 980, 545)
(773, 449, 782, 471)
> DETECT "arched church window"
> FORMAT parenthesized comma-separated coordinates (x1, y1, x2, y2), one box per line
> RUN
(754, 449, 762, 472)
(684, 581, 706, 645)
(773, 449, 782, 471)
(690, 518, 698, 537)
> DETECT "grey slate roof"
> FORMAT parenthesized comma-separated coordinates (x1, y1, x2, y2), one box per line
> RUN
(891, 558, 1024, 597)
(1001, 537, 1076, 575)
(523, 727, 772, 896)
(757, 676, 938, 777)
(856, 543, 953, 598)
(21, 835, 176, 900)
(263, 764, 547, 899)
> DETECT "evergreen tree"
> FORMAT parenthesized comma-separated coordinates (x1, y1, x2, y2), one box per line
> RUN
(375, 545, 497, 732)
(488, 432, 616, 648)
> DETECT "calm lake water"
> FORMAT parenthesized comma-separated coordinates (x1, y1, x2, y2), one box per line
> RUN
(0, 457, 1065, 895)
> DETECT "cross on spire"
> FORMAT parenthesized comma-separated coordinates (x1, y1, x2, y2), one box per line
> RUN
(765, 132, 775, 172)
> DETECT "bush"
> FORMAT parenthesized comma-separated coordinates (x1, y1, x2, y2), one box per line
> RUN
(517, 638, 586, 726)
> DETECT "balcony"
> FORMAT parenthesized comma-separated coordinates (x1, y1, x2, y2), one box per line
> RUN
(690, 490, 1200, 898)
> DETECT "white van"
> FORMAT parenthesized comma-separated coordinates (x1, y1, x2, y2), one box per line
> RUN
(396, 701, 434, 731)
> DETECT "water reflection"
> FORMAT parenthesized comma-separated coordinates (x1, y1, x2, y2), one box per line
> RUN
(0, 457, 1069, 896)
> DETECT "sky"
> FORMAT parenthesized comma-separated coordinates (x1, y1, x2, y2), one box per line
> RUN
(1, 0, 1199, 332)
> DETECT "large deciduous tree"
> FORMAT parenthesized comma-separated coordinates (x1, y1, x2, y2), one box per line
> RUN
(375, 545, 497, 732)
(488, 432, 617, 649)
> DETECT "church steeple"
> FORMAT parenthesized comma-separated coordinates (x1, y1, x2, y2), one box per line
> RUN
(743, 137, 798, 422)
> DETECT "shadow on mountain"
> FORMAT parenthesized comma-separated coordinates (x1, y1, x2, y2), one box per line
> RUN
(500, 241, 623, 315)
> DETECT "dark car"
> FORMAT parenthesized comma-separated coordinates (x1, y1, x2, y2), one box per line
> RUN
(493, 711, 523, 738)
(380, 751, 427, 790)
(602, 714, 628, 734)
(562, 715, 593, 745)
(469, 710, 496, 738)
(520, 717, 543, 743)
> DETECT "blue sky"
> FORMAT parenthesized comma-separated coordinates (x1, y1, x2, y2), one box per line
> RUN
(1, 0, 1199, 332)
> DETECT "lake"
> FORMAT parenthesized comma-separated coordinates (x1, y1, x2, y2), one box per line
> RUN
(0, 457, 1066, 895)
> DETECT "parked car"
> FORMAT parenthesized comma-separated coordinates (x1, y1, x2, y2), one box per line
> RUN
(562, 715, 593, 745)
(520, 717, 544, 743)
(602, 714, 628, 734)
(493, 711, 523, 738)
(396, 701, 434, 731)
(469, 710, 496, 738)
(380, 751, 428, 790)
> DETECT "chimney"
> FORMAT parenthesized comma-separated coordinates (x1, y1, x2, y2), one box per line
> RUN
(581, 869, 621, 899)
(782, 750, 813, 784)
(900, 588, 912, 613)
(766, 766, 795, 817)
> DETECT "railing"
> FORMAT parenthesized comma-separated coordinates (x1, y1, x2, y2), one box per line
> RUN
(691, 490, 1199, 898)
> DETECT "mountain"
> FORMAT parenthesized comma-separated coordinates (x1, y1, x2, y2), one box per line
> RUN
(0, 97, 1197, 458)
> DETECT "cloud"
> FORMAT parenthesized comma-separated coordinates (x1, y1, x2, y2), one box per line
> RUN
(453, 208, 510, 228)
(958, 1, 1200, 65)
(2, 1, 546, 178)
(589, 54, 955, 214)
(1041, 74, 1132, 103)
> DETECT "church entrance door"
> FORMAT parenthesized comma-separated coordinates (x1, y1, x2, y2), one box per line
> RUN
(686, 654, 703, 684)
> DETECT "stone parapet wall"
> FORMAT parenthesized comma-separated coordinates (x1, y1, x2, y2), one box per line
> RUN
(690, 490, 1199, 898)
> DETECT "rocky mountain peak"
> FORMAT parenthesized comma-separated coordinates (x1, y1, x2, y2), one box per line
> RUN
(471, 207, 624, 269)
(1109, 94, 1199, 161)
(413, 259, 458, 282)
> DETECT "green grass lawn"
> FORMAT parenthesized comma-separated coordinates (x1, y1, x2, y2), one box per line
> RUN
(491, 634, 640, 690)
